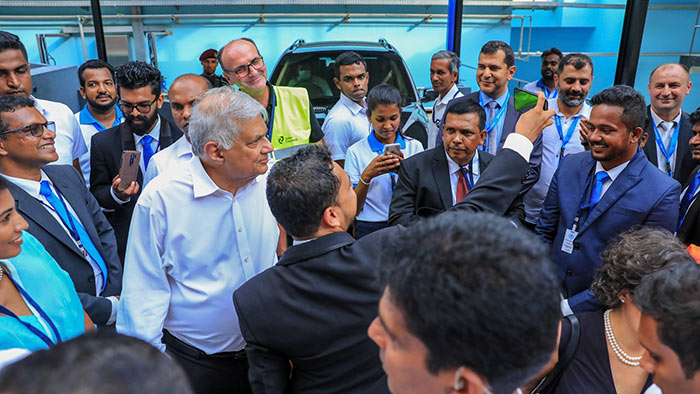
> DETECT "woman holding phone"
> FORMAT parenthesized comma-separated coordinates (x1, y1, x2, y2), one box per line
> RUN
(0, 177, 91, 351)
(345, 84, 423, 238)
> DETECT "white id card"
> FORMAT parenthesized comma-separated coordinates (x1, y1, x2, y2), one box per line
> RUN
(561, 228, 578, 254)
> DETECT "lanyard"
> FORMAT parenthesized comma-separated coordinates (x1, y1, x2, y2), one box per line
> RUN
(478, 93, 509, 152)
(459, 162, 474, 190)
(570, 169, 596, 232)
(432, 90, 461, 127)
(266, 87, 277, 142)
(555, 115, 581, 165)
(46, 188, 87, 258)
(651, 117, 680, 178)
(0, 272, 62, 347)
(536, 79, 557, 99)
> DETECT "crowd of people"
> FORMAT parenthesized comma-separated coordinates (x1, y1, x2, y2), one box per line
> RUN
(0, 28, 698, 394)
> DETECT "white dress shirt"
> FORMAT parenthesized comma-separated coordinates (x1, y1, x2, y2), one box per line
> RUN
(143, 135, 193, 187)
(322, 93, 371, 161)
(524, 98, 592, 224)
(117, 156, 279, 354)
(650, 109, 682, 175)
(428, 84, 463, 149)
(33, 97, 88, 166)
(74, 104, 125, 187)
(446, 150, 480, 205)
(595, 160, 630, 199)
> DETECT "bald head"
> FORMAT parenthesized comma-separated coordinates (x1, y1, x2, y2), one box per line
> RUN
(169, 74, 211, 134)
(648, 63, 693, 119)
(217, 38, 267, 94)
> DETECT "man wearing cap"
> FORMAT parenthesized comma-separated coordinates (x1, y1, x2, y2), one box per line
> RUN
(199, 49, 229, 88)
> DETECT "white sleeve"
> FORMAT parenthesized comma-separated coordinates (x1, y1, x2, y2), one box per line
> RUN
(116, 192, 170, 352)
(143, 159, 159, 187)
(344, 145, 362, 186)
(502, 133, 533, 163)
(322, 114, 351, 161)
(68, 112, 88, 159)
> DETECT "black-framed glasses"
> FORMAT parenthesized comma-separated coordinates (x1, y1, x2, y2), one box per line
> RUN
(118, 97, 158, 114)
(227, 56, 264, 78)
(1, 121, 55, 137)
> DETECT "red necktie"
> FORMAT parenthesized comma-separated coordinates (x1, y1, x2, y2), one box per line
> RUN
(456, 168, 469, 202)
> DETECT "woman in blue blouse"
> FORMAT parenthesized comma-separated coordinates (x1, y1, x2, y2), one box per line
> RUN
(0, 177, 90, 351)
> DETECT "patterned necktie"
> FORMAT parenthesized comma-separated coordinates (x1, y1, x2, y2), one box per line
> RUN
(456, 167, 469, 202)
(141, 134, 155, 169)
(487, 101, 499, 154)
(589, 171, 611, 210)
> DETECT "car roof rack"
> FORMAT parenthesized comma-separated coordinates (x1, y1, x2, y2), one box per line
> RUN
(290, 39, 306, 51)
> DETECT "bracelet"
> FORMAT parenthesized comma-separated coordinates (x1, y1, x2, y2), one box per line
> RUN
(359, 176, 370, 186)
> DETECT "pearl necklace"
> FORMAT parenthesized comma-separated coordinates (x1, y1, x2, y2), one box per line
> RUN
(604, 309, 643, 366)
(0, 265, 3, 282)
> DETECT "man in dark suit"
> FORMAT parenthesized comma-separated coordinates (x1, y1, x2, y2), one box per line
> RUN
(643, 63, 694, 183)
(537, 85, 680, 314)
(676, 107, 700, 245)
(90, 61, 182, 262)
(438, 40, 542, 193)
(233, 94, 555, 393)
(389, 97, 524, 226)
(0, 96, 121, 326)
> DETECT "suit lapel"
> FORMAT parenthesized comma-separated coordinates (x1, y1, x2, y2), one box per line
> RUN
(643, 106, 659, 166)
(500, 95, 518, 148)
(159, 117, 175, 148)
(674, 112, 692, 176)
(431, 148, 454, 209)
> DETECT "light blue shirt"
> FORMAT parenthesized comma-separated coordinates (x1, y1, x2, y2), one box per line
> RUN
(479, 90, 509, 154)
(524, 78, 558, 99)
(0, 231, 85, 351)
(322, 93, 370, 161)
(143, 136, 193, 187)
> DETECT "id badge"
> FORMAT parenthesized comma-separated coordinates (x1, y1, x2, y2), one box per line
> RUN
(561, 228, 578, 254)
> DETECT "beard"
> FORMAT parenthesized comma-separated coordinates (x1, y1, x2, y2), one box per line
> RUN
(126, 110, 159, 135)
(542, 70, 555, 81)
(560, 89, 586, 107)
(87, 94, 117, 113)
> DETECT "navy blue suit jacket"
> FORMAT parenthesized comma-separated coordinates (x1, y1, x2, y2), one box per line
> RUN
(536, 149, 680, 312)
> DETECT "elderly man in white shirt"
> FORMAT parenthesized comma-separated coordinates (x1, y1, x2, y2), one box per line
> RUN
(428, 50, 464, 149)
(143, 74, 211, 186)
(322, 51, 371, 167)
(117, 88, 280, 394)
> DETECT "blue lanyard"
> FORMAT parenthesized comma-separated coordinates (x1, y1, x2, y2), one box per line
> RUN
(478, 93, 509, 152)
(0, 270, 62, 347)
(571, 169, 596, 232)
(555, 115, 581, 165)
(459, 162, 474, 190)
(536, 79, 557, 99)
(432, 90, 461, 127)
(266, 87, 277, 142)
(651, 118, 680, 178)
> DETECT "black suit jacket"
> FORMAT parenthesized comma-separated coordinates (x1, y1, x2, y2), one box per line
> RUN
(89, 115, 182, 263)
(642, 106, 694, 183)
(5, 165, 122, 325)
(388, 147, 525, 226)
(678, 165, 700, 245)
(233, 146, 531, 393)
(462, 91, 542, 194)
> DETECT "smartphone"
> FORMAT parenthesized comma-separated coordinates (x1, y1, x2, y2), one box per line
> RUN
(513, 87, 548, 113)
(383, 143, 402, 156)
(118, 150, 141, 192)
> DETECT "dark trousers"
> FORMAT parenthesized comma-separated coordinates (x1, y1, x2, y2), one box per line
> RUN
(355, 220, 389, 239)
(163, 330, 252, 394)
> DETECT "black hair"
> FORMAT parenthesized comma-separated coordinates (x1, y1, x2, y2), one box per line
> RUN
(78, 59, 115, 87)
(689, 107, 700, 126)
(379, 212, 560, 394)
(557, 53, 594, 75)
(366, 84, 402, 115)
(0, 31, 27, 61)
(266, 145, 340, 239)
(590, 85, 647, 131)
(480, 40, 515, 68)
(0, 95, 35, 133)
(431, 50, 461, 74)
(541, 47, 563, 60)
(0, 175, 8, 192)
(0, 331, 194, 394)
(333, 51, 367, 78)
(443, 97, 486, 131)
(634, 261, 700, 379)
(115, 61, 162, 97)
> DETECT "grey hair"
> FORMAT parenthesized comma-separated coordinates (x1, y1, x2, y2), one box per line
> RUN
(431, 50, 461, 74)
(188, 87, 266, 157)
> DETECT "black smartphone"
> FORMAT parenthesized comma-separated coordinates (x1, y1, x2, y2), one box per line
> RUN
(513, 87, 548, 113)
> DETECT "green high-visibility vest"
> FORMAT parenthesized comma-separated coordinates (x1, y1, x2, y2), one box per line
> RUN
(270, 85, 311, 152)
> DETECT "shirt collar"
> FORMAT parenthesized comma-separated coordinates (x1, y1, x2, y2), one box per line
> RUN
(436, 84, 460, 106)
(444, 149, 480, 175)
(595, 159, 629, 182)
(189, 155, 260, 199)
(552, 98, 591, 119)
(30, 96, 47, 116)
(339, 93, 366, 115)
(133, 116, 161, 144)
(174, 136, 193, 159)
(650, 107, 681, 129)
(367, 131, 406, 153)
(479, 90, 508, 107)
(2, 170, 51, 200)
(78, 104, 124, 130)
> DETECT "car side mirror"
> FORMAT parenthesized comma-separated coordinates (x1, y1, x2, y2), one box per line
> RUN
(421, 88, 438, 103)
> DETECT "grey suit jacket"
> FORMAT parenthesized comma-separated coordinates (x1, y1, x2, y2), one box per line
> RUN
(5, 165, 122, 325)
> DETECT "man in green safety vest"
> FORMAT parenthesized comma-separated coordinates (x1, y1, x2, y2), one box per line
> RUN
(218, 38, 324, 160)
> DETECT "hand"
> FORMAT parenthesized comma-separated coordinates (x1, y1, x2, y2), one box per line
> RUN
(579, 117, 592, 150)
(112, 175, 140, 200)
(361, 154, 401, 181)
(515, 92, 556, 143)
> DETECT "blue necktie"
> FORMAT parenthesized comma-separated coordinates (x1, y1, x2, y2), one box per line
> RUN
(39, 181, 107, 291)
(589, 171, 611, 211)
(141, 134, 155, 169)
(678, 171, 700, 228)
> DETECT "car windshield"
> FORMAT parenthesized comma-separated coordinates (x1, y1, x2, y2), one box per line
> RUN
(270, 50, 417, 110)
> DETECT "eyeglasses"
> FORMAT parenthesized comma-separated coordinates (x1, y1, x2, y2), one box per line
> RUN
(118, 97, 158, 114)
(1, 121, 56, 137)
(227, 56, 264, 78)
